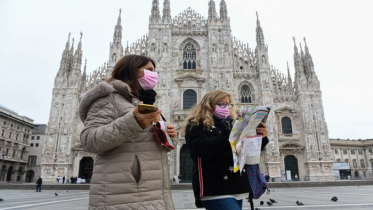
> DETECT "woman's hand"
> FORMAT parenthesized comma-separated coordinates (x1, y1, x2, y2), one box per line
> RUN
(256, 122, 269, 137)
(133, 105, 161, 129)
(166, 123, 178, 140)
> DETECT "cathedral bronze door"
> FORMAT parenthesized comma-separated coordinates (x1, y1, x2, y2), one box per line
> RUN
(284, 155, 299, 180)
(180, 145, 193, 183)
(79, 157, 93, 183)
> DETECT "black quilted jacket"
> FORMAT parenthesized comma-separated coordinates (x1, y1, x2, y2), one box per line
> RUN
(185, 116, 269, 208)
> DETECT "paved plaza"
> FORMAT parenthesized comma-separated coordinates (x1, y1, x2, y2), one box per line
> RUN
(1, 185, 373, 209)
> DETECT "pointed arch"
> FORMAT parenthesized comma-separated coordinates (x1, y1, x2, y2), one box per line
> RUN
(179, 38, 200, 70)
(238, 81, 255, 103)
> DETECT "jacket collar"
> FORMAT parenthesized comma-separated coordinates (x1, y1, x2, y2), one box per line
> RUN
(79, 80, 140, 122)
(111, 79, 140, 105)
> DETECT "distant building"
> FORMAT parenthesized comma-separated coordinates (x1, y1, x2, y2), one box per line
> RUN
(26, 124, 47, 182)
(41, 0, 335, 182)
(331, 138, 373, 178)
(0, 105, 35, 182)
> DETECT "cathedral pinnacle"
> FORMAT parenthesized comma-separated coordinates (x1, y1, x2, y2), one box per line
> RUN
(287, 62, 293, 86)
(162, 0, 171, 21)
(208, 0, 217, 21)
(151, 0, 160, 20)
(220, 0, 228, 21)
(118, 9, 122, 25)
(304, 37, 309, 55)
(77, 32, 83, 51)
(293, 37, 298, 54)
(255, 12, 265, 46)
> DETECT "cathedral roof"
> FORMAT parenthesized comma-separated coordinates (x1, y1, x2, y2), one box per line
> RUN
(172, 7, 207, 35)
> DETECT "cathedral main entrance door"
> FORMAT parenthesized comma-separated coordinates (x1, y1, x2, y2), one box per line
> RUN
(284, 155, 299, 180)
(79, 157, 93, 183)
(180, 145, 193, 183)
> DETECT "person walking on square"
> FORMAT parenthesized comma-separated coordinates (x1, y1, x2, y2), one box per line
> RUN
(79, 55, 177, 210)
(182, 90, 269, 210)
(36, 177, 42, 192)
(62, 176, 65, 184)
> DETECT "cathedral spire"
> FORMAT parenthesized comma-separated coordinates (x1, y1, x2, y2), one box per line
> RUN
(113, 9, 122, 44)
(220, 0, 228, 21)
(256, 12, 265, 46)
(151, 0, 160, 20)
(65, 33, 71, 51)
(287, 62, 293, 88)
(77, 32, 83, 53)
(162, 0, 171, 21)
(208, 0, 217, 21)
(70, 38, 75, 57)
(293, 37, 299, 55)
(60, 33, 71, 72)
(82, 59, 87, 79)
(73, 32, 83, 70)
(109, 9, 123, 65)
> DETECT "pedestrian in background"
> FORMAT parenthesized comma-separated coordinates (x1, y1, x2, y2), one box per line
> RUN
(36, 177, 42, 192)
(62, 176, 65, 184)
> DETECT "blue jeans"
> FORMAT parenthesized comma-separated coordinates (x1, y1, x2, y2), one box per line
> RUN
(202, 198, 243, 210)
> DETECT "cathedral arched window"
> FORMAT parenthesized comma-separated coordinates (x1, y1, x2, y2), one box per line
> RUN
(351, 149, 356, 155)
(336, 158, 341, 162)
(240, 85, 252, 103)
(183, 89, 197, 109)
(183, 43, 197, 69)
(281, 117, 292, 134)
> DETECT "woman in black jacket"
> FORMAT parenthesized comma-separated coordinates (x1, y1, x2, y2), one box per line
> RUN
(182, 90, 268, 210)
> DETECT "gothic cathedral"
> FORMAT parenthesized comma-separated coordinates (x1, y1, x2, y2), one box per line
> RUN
(41, 0, 335, 182)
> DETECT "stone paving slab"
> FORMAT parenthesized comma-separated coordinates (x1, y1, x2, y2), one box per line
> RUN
(0, 186, 373, 209)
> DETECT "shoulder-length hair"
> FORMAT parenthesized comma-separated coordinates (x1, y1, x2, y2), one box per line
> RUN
(181, 89, 237, 133)
(107, 55, 156, 97)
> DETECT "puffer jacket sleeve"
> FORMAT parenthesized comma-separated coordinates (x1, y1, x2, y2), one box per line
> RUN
(185, 124, 231, 160)
(80, 96, 143, 154)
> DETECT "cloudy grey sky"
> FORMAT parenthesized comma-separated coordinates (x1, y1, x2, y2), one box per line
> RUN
(0, 0, 372, 139)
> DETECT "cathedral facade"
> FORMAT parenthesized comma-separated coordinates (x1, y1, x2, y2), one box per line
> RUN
(41, 0, 335, 182)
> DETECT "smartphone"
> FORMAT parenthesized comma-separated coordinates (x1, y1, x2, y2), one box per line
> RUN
(138, 104, 158, 114)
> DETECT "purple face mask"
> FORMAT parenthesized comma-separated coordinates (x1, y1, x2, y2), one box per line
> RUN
(138, 69, 158, 90)
(214, 106, 230, 119)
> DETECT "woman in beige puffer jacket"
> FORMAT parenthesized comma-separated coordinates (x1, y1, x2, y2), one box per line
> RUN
(79, 55, 176, 210)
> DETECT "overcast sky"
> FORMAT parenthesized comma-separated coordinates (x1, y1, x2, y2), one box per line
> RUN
(0, 0, 372, 139)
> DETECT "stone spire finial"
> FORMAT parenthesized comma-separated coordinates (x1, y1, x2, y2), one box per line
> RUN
(293, 37, 298, 54)
(220, 0, 228, 21)
(208, 0, 217, 21)
(256, 11, 265, 46)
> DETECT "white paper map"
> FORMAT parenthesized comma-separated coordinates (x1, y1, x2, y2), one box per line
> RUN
(228, 106, 270, 173)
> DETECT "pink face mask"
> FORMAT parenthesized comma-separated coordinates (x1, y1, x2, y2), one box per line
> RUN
(214, 106, 230, 119)
(138, 69, 158, 90)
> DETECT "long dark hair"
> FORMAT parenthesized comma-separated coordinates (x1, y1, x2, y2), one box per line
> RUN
(108, 55, 156, 96)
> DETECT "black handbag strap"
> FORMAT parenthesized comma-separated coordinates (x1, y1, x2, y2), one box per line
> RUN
(161, 114, 167, 122)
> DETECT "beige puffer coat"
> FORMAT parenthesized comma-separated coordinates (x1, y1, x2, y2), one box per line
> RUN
(79, 80, 174, 210)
